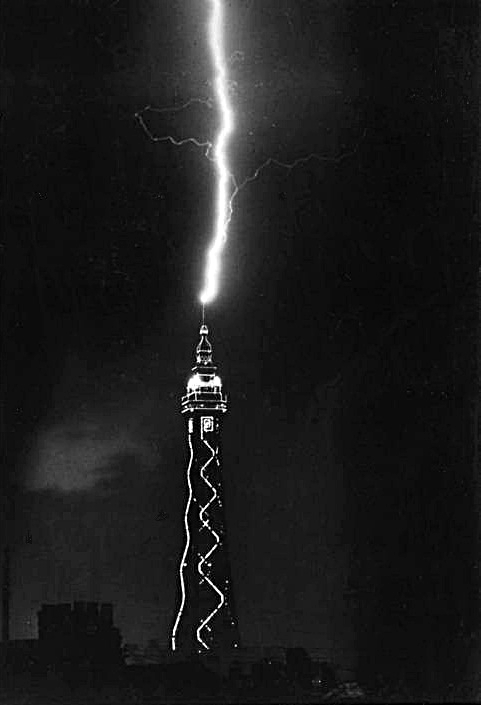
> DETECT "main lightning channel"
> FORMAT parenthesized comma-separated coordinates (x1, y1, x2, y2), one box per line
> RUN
(200, 0, 235, 306)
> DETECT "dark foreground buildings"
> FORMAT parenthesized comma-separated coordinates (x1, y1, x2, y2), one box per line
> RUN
(37, 601, 123, 672)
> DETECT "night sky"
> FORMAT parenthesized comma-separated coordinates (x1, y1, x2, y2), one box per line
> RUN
(2, 0, 478, 690)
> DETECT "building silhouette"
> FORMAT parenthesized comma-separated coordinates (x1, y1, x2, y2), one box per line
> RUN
(171, 322, 240, 656)
(37, 601, 122, 671)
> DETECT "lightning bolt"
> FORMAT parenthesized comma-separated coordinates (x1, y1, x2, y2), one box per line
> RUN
(200, 0, 234, 305)
(135, 0, 367, 306)
(135, 0, 234, 305)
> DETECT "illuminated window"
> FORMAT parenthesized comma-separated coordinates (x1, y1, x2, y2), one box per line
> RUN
(188, 418, 194, 433)
(202, 416, 214, 432)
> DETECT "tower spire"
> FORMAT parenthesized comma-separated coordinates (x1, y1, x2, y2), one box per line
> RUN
(195, 323, 213, 367)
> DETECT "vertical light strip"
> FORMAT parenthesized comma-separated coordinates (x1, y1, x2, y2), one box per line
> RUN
(171, 430, 195, 651)
(199, 0, 235, 305)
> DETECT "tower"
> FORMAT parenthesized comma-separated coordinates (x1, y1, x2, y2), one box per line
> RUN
(171, 322, 240, 656)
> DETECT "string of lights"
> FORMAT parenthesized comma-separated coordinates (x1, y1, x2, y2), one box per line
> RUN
(196, 436, 225, 650)
(171, 433, 195, 652)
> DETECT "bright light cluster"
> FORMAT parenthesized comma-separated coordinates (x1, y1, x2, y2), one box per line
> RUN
(187, 373, 222, 391)
(199, 0, 235, 305)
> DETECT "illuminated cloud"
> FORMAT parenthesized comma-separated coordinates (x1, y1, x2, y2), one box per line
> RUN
(27, 417, 156, 494)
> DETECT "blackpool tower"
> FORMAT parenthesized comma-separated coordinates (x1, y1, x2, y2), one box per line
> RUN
(171, 322, 240, 656)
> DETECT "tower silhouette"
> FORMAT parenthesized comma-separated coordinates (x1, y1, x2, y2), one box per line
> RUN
(171, 322, 240, 656)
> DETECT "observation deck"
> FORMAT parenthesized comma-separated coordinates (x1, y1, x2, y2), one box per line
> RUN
(181, 387, 227, 414)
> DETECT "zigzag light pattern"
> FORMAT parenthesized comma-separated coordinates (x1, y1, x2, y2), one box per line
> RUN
(196, 436, 225, 649)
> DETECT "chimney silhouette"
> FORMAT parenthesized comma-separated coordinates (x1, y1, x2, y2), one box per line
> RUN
(2, 546, 10, 642)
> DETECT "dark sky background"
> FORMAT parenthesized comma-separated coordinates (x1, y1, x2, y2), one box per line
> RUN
(1, 0, 479, 690)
